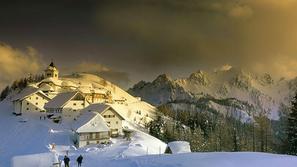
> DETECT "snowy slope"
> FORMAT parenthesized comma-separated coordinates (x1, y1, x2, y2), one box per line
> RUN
(129, 66, 297, 120)
(60, 73, 138, 103)
(1, 100, 296, 167)
(12, 150, 297, 167)
(0, 101, 166, 167)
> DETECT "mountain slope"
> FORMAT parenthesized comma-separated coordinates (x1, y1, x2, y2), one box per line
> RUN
(128, 67, 297, 120)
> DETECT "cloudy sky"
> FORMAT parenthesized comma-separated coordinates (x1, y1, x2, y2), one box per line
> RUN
(0, 0, 297, 89)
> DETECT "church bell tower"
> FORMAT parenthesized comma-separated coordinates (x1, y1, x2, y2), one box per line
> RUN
(44, 61, 59, 79)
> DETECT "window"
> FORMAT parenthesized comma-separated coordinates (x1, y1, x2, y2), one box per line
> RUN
(27, 102, 29, 105)
(35, 108, 38, 110)
(35, 102, 38, 105)
(26, 108, 29, 110)
(73, 103, 76, 106)
(104, 115, 107, 118)
(36, 97, 38, 100)
(73, 109, 76, 112)
(116, 121, 118, 124)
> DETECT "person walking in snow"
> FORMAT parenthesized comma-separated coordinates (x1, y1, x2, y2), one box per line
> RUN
(64, 155, 70, 167)
(76, 155, 83, 167)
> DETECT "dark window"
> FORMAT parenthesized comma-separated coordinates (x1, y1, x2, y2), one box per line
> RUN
(26, 108, 29, 110)
(36, 97, 38, 100)
(27, 102, 29, 105)
(73, 103, 76, 106)
(35, 102, 38, 105)
(35, 108, 38, 110)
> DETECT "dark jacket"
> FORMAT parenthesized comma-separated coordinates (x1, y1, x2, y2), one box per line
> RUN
(64, 156, 70, 164)
(77, 155, 83, 163)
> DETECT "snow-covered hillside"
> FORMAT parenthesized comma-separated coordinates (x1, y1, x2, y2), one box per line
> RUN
(128, 66, 297, 120)
(0, 101, 166, 167)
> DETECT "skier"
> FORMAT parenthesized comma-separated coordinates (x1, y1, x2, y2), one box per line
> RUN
(76, 155, 83, 167)
(63, 155, 70, 167)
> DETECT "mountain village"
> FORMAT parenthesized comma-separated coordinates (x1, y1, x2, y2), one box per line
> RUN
(10, 62, 157, 148)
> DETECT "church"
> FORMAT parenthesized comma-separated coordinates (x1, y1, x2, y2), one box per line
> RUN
(11, 62, 59, 114)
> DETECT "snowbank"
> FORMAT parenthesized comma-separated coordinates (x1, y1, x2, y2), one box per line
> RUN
(12, 152, 58, 167)
(167, 141, 191, 154)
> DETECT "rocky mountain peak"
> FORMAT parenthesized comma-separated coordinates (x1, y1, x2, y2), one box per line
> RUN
(188, 70, 210, 86)
(258, 73, 274, 86)
(153, 74, 172, 84)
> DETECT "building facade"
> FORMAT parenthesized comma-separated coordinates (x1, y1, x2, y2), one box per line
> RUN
(72, 111, 110, 147)
(80, 103, 125, 137)
(45, 91, 89, 121)
(12, 87, 51, 114)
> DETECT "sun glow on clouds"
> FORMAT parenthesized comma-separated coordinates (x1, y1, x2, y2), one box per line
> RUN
(0, 43, 42, 89)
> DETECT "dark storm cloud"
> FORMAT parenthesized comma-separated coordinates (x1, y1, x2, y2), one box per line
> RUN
(94, 0, 297, 78)
(0, 0, 297, 90)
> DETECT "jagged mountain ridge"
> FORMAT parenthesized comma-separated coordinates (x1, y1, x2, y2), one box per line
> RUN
(128, 67, 297, 121)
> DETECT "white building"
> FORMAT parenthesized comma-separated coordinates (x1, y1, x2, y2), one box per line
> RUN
(72, 111, 110, 147)
(12, 86, 51, 114)
(80, 103, 125, 137)
(37, 61, 63, 97)
(79, 87, 112, 104)
(44, 91, 90, 120)
(45, 61, 59, 79)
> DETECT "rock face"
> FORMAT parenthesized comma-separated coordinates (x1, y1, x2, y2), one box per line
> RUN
(128, 66, 297, 121)
(128, 74, 192, 106)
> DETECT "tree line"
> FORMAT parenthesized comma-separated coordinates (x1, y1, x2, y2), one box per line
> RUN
(0, 74, 45, 101)
(147, 92, 297, 154)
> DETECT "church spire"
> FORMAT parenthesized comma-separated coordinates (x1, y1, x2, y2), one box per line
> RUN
(49, 61, 55, 67)
(45, 61, 59, 79)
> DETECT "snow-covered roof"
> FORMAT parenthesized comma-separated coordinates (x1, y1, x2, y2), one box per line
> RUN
(93, 88, 107, 94)
(167, 141, 191, 154)
(78, 87, 92, 94)
(39, 77, 62, 86)
(39, 83, 54, 91)
(80, 103, 125, 120)
(72, 111, 109, 133)
(12, 87, 50, 101)
(44, 91, 80, 109)
(78, 87, 108, 95)
(61, 80, 77, 88)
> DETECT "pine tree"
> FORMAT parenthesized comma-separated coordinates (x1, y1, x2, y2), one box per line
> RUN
(287, 91, 297, 155)
(0, 86, 10, 101)
(148, 115, 165, 140)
